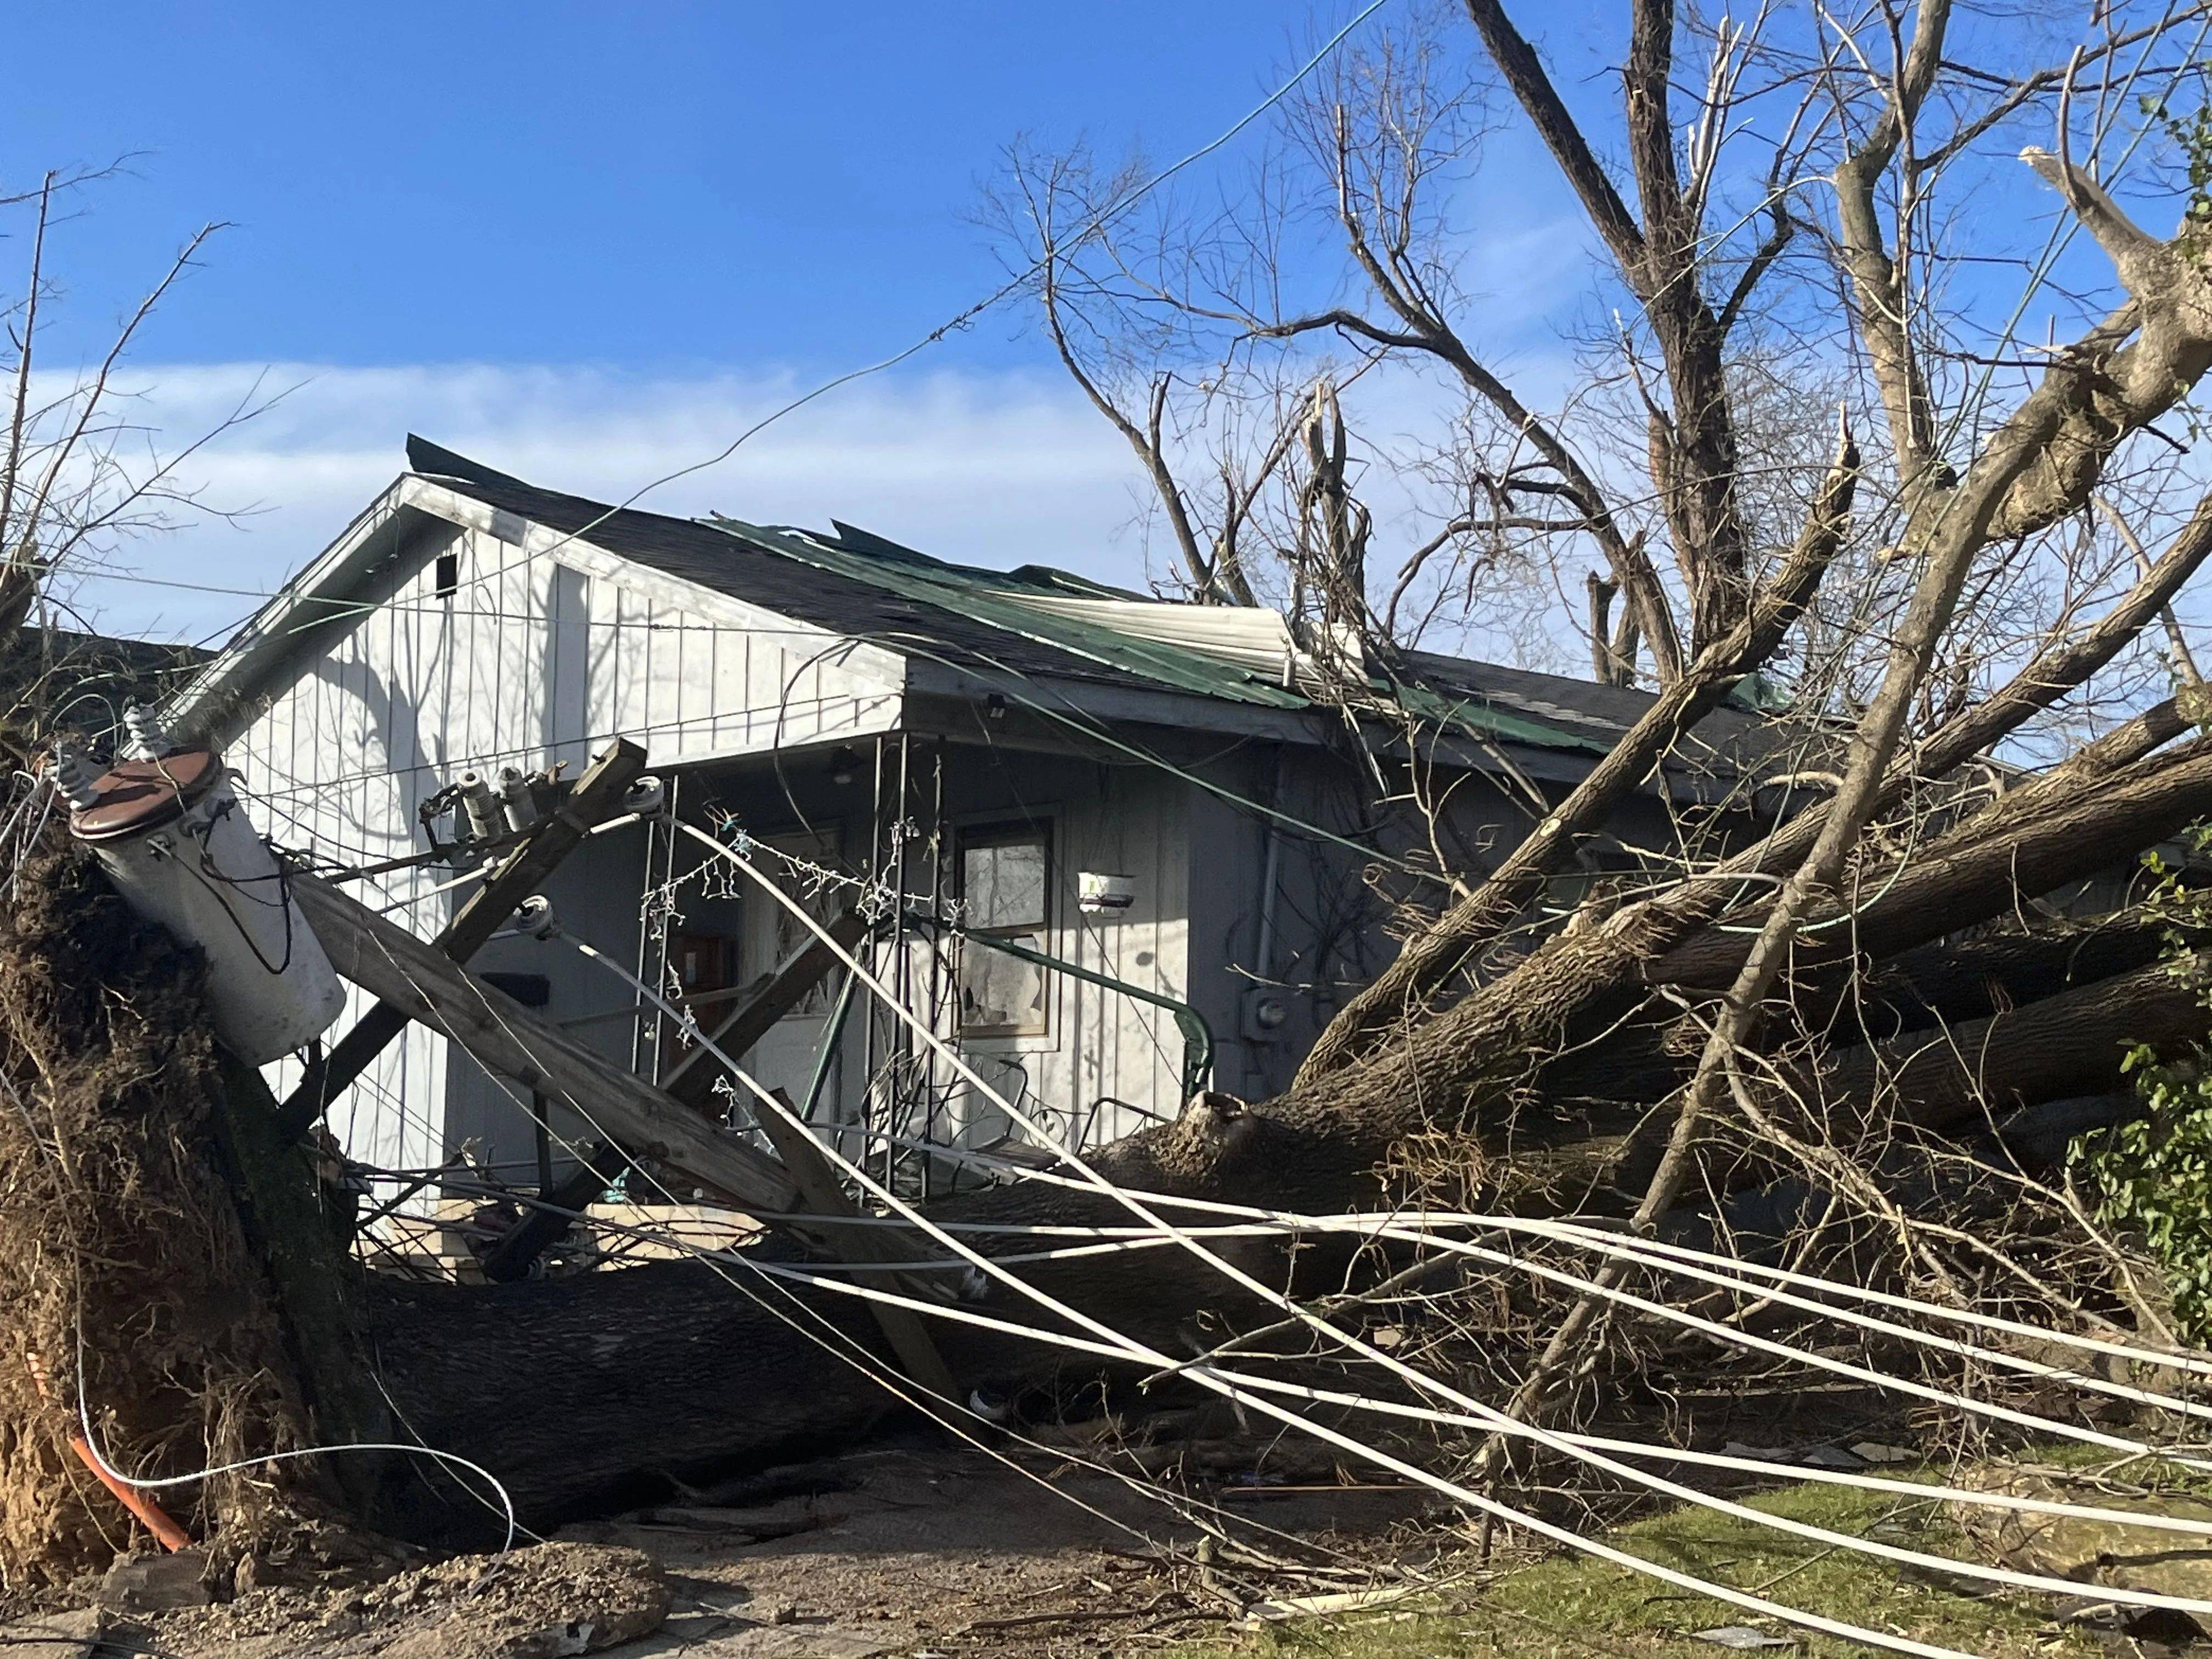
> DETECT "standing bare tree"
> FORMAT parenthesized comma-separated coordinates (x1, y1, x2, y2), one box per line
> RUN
(0, 167, 239, 764)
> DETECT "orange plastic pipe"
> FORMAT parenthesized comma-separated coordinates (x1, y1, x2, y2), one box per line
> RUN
(63, 1430, 194, 1552)
(26, 1353, 193, 1551)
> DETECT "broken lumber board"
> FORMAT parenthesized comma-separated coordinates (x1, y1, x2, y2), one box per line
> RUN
(289, 868, 798, 1214)
(663, 909, 872, 1106)
(276, 738, 648, 1140)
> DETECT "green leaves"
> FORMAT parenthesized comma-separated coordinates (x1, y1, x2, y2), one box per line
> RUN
(2068, 830, 2212, 1336)
(2142, 97, 2212, 250)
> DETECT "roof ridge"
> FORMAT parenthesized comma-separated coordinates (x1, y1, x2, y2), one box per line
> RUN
(404, 435, 530, 490)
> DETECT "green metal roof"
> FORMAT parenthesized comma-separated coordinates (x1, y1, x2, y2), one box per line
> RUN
(708, 514, 1314, 710)
(701, 514, 1612, 757)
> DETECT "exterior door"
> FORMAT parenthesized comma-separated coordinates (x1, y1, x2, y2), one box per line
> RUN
(737, 830, 844, 1114)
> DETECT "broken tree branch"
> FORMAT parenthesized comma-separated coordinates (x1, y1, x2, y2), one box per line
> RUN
(1302, 414, 1858, 1081)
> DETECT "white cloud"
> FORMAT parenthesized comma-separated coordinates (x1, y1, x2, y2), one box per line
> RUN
(56, 362, 1156, 644)
(49, 346, 1595, 673)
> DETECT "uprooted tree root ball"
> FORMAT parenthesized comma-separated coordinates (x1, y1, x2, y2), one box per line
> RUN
(0, 845, 312, 1585)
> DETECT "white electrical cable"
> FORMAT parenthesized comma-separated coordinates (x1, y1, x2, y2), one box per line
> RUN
(744, 1250, 2212, 1565)
(425, 1163, 2212, 1557)
(725, 1250, 2212, 1621)
(895, 1144, 2212, 1473)
(1493, 1220, 2212, 1422)
(413, 1149, 2212, 1570)
(554, 855, 2194, 1650)
(1538, 1217, 2212, 1378)
(373, 866, 486, 915)
(868, 1125, 2212, 1424)
(719, 1097, 2212, 1448)
(732, 1114, 2212, 1387)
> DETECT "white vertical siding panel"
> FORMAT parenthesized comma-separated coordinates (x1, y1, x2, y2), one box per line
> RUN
(458, 531, 492, 771)
(461, 531, 500, 772)
(668, 602, 694, 760)
(586, 569, 623, 752)
(501, 533, 543, 765)
(752, 640, 789, 755)
(646, 597, 682, 758)
(731, 622, 757, 755)
(616, 586, 652, 742)
(546, 562, 591, 767)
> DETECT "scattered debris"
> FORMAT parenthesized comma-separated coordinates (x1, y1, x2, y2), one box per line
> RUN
(1718, 1442, 1865, 1470)
(98, 1547, 210, 1612)
(0, 1607, 106, 1659)
(1690, 1627, 1800, 1650)
(146, 1542, 668, 1659)
(1848, 1441, 1918, 1465)
(651, 1630, 890, 1659)
(1246, 1582, 1432, 1621)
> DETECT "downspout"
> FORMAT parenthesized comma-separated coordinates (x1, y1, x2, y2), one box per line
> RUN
(1255, 744, 1288, 987)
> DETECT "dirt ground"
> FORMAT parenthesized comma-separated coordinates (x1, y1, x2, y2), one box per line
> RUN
(7, 1429, 2197, 1658)
(22, 1434, 1446, 1659)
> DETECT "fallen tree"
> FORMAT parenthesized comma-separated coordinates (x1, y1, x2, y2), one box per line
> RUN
(21, 0, 2212, 1592)
(340, 0, 2212, 1530)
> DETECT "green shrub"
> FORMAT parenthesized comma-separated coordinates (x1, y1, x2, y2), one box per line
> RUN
(2069, 840, 2212, 1339)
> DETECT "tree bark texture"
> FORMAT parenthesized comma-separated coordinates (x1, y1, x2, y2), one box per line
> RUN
(360, 910, 2207, 1537)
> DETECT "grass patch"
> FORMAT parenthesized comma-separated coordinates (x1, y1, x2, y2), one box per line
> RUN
(1178, 1480, 2100, 1657)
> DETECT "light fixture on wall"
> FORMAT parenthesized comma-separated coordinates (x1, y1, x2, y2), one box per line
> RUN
(984, 692, 1008, 723)
(1079, 872, 1136, 915)
(830, 746, 861, 786)
(1241, 985, 1291, 1042)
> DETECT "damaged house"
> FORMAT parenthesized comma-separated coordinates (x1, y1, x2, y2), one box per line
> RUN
(161, 437, 1793, 1216)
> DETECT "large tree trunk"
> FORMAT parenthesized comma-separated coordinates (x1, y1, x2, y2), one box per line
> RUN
(270, 684, 2212, 1539)
(360, 919, 2199, 1536)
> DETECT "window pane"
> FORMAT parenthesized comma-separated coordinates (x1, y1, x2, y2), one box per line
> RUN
(964, 839, 1046, 929)
(958, 939, 1048, 1032)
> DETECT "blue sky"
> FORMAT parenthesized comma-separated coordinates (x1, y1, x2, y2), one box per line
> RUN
(15, 3, 1397, 372)
(4, 2, 1621, 645)
(7, 3, 2158, 651)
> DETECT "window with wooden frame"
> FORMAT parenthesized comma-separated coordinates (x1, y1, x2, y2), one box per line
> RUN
(956, 822, 1052, 1038)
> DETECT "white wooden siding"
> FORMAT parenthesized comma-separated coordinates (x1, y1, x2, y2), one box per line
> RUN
(924, 768, 1193, 1150)
(231, 514, 907, 1174)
